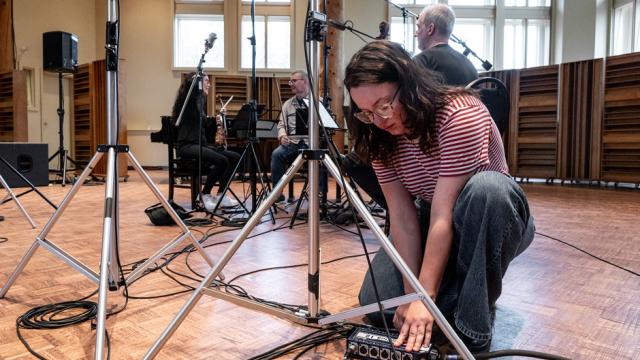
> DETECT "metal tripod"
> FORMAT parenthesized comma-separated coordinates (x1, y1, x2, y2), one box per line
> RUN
(0, 154, 57, 228)
(48, 72, 80, 186)
(0, 173, 36, 228)
(143, 2, 473, 358)
(0, 2, 220, 359)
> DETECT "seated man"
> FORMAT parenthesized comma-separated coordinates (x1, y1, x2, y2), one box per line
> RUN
(271, 70, 311, 202)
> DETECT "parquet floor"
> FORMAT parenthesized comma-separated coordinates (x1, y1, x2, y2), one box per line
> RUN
(1, 171, 639, 359)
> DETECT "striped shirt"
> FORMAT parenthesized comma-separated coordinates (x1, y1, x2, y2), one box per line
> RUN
(372, 94, 508, 203)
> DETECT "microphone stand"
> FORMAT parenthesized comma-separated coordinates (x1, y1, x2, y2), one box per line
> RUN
(383, 0, 493, 70)
(174, 36, 214, 212)
(327, 19, 378, 42)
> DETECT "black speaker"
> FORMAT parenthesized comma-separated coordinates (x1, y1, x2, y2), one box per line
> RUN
(0, 143, 49, 188)
(43, 31, 78, 73)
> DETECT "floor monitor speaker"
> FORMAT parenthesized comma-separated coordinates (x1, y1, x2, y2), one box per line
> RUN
(0, 143, 49, 187)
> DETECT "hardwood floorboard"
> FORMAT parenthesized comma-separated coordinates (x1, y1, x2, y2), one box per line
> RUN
(1, 172, 639, 359)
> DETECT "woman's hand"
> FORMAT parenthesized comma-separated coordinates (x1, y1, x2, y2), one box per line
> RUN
(393, 301, 434, 352)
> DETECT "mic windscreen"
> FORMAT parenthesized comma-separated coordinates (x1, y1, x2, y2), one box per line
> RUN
(205, 32, 217, 49)
(376, 21, 389, 40)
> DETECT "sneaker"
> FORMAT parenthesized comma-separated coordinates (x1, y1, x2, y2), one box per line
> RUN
(218, 195, 238, 208)
(201, 194, 217, 211)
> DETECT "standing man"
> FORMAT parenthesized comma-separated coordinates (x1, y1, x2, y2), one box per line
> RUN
(271, 70, 310, 202)
(342, 4, 479, 210)
(413, 3, 478, 86)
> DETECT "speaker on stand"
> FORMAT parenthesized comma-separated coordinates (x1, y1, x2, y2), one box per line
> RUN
(43, 31, 81, 186)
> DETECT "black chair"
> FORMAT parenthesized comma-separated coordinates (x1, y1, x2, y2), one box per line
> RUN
(465, 77, 510, 137)
(151, 116, 199, 209)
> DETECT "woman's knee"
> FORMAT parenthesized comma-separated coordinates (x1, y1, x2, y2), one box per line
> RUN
(456, 172, 524, 216)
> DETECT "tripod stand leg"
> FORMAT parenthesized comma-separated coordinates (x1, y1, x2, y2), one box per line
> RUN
(0, 152, 104, 298)
(95, 147, 119, 360)
(0, 174, 36, 228)
(0, 241, 40, 298)
(320, 157, 474, 359)
(124, 152, 220, 284)
(0, 155, 57, 209)
(61, 149, 68, 186)
(144, 154, 306, 359)
(248, 142, 276, 223)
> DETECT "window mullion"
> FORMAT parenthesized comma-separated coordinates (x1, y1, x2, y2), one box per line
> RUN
(495, 0, 505, 70)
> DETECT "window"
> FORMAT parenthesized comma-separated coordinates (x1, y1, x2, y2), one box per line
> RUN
(174, 14, 225, 68)
(450, 19, 494, 70)
(611, 0, 635, 55)
(244, 0, 290, 3)
(503, 18, 549, 69)
(241, 15, 291, 69)
(505, 0, 551, 6)
(390, 16, 419, 55)
(448, 0, 494, 5)
(395, 0, 434, 4)
(504, 19, 526, 69)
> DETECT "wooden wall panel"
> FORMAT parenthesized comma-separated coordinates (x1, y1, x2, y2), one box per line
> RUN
(0, 70, 27, 141)
(601, 53, 640, 183)
(513, 65, 559, 178)
(558, 59, 603, 180)
(0, 0, 13, 72)
(71, 60, 127, 179)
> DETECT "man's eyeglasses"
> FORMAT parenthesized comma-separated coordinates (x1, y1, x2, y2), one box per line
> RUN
(288, 78, 303, 85)
(353, 86, 401, 124)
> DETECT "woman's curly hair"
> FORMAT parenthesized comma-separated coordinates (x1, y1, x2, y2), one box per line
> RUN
(344, 41, 473, 165)
(172, 72, 206, 121)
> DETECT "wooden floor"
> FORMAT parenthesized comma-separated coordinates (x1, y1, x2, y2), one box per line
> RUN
(1, 171, 639, 359)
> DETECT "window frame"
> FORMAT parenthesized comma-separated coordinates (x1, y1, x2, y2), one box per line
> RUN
(610, 0, 638, 55)
(238, 2, 294, 72)
(173, 2, 226, 71)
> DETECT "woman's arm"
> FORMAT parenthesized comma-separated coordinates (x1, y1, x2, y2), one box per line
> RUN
(380, 180, 422, 279)
(419, 173, 472, 296)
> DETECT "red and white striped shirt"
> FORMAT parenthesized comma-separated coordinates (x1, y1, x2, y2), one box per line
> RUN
(372, 94, 508, 203)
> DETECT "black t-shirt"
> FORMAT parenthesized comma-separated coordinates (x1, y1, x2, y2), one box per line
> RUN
(413, 44, 478, 86)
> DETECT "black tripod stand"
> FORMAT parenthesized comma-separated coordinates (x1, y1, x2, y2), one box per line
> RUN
(213, 3, 275, 225)
(209, 115, 275, 224)
(48, 72, 80, 186)
(0, 155, 57, 211)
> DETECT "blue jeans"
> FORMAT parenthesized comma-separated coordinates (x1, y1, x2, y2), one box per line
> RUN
(358, 171, 535, 342)
(270, 142, 307, 187)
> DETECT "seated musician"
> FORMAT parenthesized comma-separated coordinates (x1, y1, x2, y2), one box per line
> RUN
(172, 72, 240, 211)
(270, 70, 311, 202)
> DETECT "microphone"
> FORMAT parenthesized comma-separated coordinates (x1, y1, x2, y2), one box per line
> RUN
(376, 21, 389, 40)
(205, 32, 217, 50)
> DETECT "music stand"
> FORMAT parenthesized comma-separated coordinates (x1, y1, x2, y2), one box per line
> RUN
(209, 103, 276, 224)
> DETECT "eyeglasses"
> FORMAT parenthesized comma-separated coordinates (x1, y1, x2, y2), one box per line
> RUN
(353, 86, 401, 124)
(288, 78, 303, 85)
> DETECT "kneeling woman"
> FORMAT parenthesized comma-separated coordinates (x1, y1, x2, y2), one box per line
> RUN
(172, 73, 240, 210)
(345, 41, 535, 353)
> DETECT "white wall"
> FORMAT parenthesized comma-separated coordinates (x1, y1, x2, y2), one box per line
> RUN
(343, 0, 385, 81)
(14, 0, 97, 157)
(554, 0, 607, 64)
(100, 0, 181, 166)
